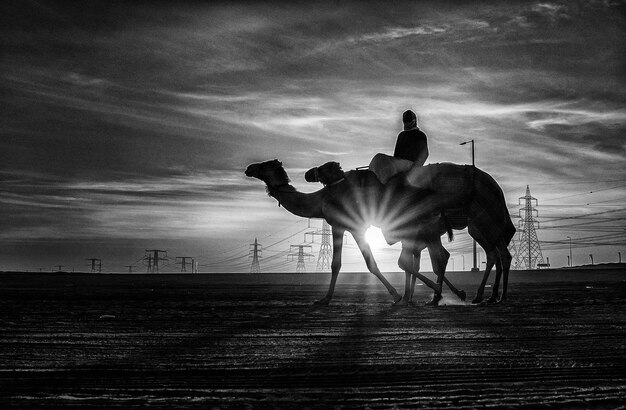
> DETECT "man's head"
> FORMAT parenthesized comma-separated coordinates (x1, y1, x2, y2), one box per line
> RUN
(402, 109, 417, 130)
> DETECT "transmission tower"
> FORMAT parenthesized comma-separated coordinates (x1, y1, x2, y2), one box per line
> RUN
(145, 249, 167, 273)
(288, 245, 313, 273)
(176, 256, 193, 272)
(508, 237, 521, 269)
(125, 265, 136, 273)
(86, 258, 102, 273)
(249, 238, 262, 273)
(517, 186, 544, 269)
(304, 220, 333, 271)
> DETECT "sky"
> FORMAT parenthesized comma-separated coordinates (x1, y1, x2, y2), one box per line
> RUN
(1, 0, 625, 273)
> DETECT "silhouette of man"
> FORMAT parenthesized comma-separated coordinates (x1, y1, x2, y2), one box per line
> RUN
(369, 109, 429, 183)
(394, 109, 429, 167)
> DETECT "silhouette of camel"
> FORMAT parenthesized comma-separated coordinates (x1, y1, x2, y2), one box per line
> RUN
(246, 160, 515, 304)
(246, 160, 402, 305)
(306, 161, 516, 305)
(246, 160, 480, 305)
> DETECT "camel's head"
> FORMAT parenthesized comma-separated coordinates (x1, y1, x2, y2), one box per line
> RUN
(305, 161, 345, 185)
(245, 159, 290, 187)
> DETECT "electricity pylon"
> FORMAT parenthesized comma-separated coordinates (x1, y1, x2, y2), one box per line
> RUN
(125, 265, 136, 273)
(316, 221, 332, 271)
(304, 220, 333, 271)
(517, 186, 544, 269)
(508, 238, 521, 269)
(288, 245, 313, 273)
(176, 256, 193, 272)
(249, 238, 262, 273)
(145, 249, 167, 273)
(86, 258, 102, 273)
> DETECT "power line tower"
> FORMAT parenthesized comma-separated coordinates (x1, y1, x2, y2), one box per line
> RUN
(125, 265, 136, 273)
(316, 220, 332, 271)
(145, 249, 167, 273)
(517, 185, 544, 269)
(86, 258, 102, 273)
(288, 245, 313, 273)
(304, 220, 333, 271)
(508, 238, 521, 269)
(249, 238, 262, 274)
(176, 256, 193, 273)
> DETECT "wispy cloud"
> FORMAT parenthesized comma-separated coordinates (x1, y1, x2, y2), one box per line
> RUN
(348, 25, 447, 43)
(1, 1, 624, 270)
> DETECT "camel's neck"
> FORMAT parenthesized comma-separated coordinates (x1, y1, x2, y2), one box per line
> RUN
(268, 184, 325, 219)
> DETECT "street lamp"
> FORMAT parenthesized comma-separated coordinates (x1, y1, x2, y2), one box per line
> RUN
(460, 139, 478, 272)
(567, 236, 572, 267)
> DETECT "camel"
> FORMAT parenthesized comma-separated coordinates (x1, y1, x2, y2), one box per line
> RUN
(246, 159, 404, 305)
(245, 159, 465, 305)
(246, 160, 508, 305)
(246, 159, 515, 305)
(307, 161, 515, 304)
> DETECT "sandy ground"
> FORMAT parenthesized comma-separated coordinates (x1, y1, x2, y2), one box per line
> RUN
(0, 270, 625, 409)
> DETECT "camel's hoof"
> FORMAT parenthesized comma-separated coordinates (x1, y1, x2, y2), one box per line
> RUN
(313, 298, 330, 306)
(394, 297, 414, 306)
(392, 295, 403, 305)
(471, 296, 483, 305)
(458, 290, 467, 302)
(425, 295, 442, 306)
(486, 297, 499, 305)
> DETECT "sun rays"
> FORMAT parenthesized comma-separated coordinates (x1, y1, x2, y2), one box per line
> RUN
(364, 226, 388, 250)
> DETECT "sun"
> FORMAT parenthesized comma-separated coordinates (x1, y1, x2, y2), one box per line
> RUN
(364, 226, 388, 250)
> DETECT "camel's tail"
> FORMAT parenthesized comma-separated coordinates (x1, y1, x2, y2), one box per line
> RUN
(441, 210, 454, 242)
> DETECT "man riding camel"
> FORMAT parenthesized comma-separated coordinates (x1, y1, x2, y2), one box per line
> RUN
(394, 109, 429, 167)
(370, 109, 429, 184)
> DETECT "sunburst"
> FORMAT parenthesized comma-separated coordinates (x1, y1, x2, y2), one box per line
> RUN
(364, 226, 388, 250)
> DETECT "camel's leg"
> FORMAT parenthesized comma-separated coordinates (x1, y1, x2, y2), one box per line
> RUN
(409, 249, 422, 303)
(403, 259, 412, 304)
(497, 244, 512, 303)
(408, 246, 465, 302)
(488, 256, 503, 304)
(473, 250, 496, 304)
(398, 244, 440, 295)
(428, 243, 466, 302)
(425, 238, 450, 306)
(314, 227, 345, 305)
(399, 245, 418, 304)
(353, 233, 402, 304)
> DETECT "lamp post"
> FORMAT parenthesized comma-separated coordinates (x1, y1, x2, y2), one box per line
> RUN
(567, 236, 572, 267)
(460, 139, 478, 272)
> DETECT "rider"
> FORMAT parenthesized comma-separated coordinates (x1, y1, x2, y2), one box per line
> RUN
(369, 109, 429, 184)
(394, 109, 429, 168)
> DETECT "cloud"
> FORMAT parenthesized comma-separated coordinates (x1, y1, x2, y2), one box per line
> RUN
(348, 25, 447, 44)
(1, 1, 625, 270)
